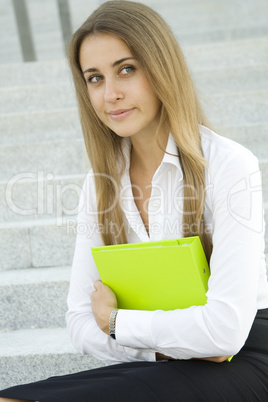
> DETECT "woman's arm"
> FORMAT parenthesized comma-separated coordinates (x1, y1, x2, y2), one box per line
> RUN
(66, 172, 156, 362)
(92, 280, 232, 363)
(110, 148, 265, 360)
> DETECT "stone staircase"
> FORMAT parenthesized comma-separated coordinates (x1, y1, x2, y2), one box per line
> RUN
(0, 0, 267, 390)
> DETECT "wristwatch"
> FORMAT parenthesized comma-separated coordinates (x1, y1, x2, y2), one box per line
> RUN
(109, 309, 119, 339)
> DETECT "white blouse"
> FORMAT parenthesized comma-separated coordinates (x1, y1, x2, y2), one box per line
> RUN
(66, 126, 268, 362)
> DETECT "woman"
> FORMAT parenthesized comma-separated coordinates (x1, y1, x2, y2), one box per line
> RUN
(1, 1, 268, 401)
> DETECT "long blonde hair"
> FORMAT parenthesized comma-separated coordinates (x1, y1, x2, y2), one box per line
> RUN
(68, 0, 212, 260)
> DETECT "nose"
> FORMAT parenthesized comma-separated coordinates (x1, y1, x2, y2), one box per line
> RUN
(104, 78, 123, 103)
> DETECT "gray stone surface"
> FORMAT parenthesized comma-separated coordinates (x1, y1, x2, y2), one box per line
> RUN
(193, 65, 268, 96)
(1, 0, 268, 65)
(27, 0, 65, 61)
(157, 0, 268, 41)
(0, 108, 81, 146)
(219, 125, 268, 160)
(1, 85, 267, 127)
(262, 162, 268, 204)
(1, 38, 268, 86)
(176, 26, 268, 46)
(1, 53, 267, 91)
(0, 139, 85, 181)
(0, 0, 22, 64)
(0, 327, 114, 390)
(0, 219, 76, 270)
(0, 174, 85, 223)
(0, 0, 267, 391)
(202, 90, 268, 128)
(0, 227, 31, 271)
(0, 83, 76, 114)
(0, 59, 70, 88)
(70, 0, 268, 45)
(183, 38, 268, 71)
(69, 0, 99, 31)
(266, 208, 268, 253)
(145, 0, 268, 31)
(30, 221, 76, 268)
(0, 266, 70, 330)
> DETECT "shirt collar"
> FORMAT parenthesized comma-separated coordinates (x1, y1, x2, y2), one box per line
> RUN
(120, 134, 183, 242)
(162, 133, 183, 176)
(121, 133, 183, 179)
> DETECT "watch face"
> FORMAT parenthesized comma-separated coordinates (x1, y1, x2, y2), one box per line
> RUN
(110, 333, 116, 339)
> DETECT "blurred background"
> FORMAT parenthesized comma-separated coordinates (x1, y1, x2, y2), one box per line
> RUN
(0, 0, 267, 390)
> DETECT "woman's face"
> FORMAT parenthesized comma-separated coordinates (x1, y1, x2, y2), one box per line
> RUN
(79, 33, 161, 141)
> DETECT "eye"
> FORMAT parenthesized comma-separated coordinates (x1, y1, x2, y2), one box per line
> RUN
(87, 75, 103, 84)
(120, 65, 136, 76)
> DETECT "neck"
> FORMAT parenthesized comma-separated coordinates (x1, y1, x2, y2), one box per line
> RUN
(130, 130, 169, 176)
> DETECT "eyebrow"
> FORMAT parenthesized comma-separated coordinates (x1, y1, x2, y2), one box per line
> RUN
(82, 57, 136, 74)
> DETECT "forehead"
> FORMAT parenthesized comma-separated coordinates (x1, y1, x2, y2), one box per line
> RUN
(79, 33, 132, 69)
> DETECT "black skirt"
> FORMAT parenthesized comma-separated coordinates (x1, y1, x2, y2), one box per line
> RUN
(1, 309, 268, 402)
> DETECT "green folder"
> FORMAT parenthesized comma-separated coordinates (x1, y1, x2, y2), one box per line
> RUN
(91, 236, 210, 311)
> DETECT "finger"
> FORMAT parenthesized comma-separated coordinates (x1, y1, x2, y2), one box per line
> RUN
(94, 280, 102, 290)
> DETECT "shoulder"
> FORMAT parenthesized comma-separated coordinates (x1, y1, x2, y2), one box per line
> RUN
(78, 168, 98, 212)
(200, 125, 259, 175)
(83, 168, 96, 192)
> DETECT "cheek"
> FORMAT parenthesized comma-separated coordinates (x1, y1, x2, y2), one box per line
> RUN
(140, 78, 160, 110)
(88, 91, 104, 117)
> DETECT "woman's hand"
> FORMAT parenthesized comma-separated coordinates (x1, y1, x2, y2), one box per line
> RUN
(196, 355, 232, 363)
(91, 280, 118, 335)
(156, 353, 232, 363)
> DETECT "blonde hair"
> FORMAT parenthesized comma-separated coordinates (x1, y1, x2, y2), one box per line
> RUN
(68, 0, 212, 260)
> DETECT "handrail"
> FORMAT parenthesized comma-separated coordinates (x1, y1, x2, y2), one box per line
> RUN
(12, 0, 36, 61)
(12, 0, 72, 62)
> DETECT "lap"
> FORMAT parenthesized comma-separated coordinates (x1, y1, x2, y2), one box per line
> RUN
(1, 356, 268, 402)
(1, 309, 268, 402)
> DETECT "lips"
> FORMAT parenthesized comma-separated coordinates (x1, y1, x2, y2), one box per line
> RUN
(108, 108, 135, 121)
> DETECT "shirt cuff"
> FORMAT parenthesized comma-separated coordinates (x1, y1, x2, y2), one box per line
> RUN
(122, 346, 156, 362)
(116, 309, 156, 350)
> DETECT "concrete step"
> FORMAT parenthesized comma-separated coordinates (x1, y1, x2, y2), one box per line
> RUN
(183, 38, 268, 71)
(202, 90, 268, 128)
(1, 63, 267, 109)
(0, 218, 76, 271)
(0, 327, 112, 390)
(1, 134, 267, 224)
(193, 65, 268, 96)
(262, 164, 268, 203)
(159, 2, 268, 45)
(0, 38, 267, 88)
(0, 139, 87, 181)
(0, 59, 70, 88)
(0, 0, 22, 64)
(0, 173, 85, 224)
(70, 0, 268, 45)
(0, 266, 70, 331)
(218, 125, 268, 160)
(0, 108, 81, 147)
(1, 82, 268, 125)
(0, 198, 267, 271)
(2, 249, 268, 333)
(1, 0, 267, 64)
(0, 101, 267, 155)
(0, 83, 76, 114)
(1, 115, 267, 175)
(146, 0, 268, 30)
(175, 26, 268, 46)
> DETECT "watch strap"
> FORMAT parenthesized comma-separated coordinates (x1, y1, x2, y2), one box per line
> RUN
(109, 309, 119, 339)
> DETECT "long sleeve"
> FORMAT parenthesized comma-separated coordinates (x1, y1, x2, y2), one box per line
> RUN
(115, 139, 268, 359)
(66, 172, 156, 362)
